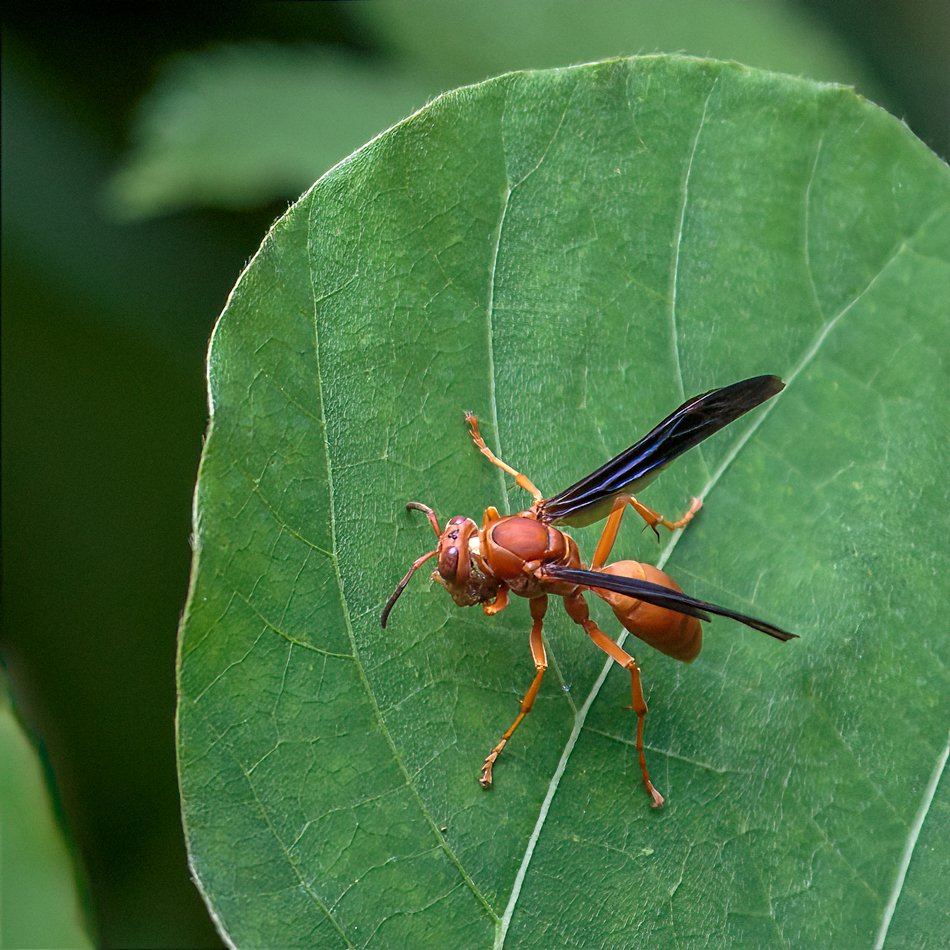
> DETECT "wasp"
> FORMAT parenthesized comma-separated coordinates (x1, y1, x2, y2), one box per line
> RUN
(381, 376, 796, 806)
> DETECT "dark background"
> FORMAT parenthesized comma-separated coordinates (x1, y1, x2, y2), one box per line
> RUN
(2, 3, 947, 947)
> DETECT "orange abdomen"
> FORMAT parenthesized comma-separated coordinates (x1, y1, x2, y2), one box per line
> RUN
(595, 560, 702, 663)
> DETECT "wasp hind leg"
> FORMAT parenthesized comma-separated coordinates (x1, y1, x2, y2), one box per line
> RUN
(562, 592, 664, 807)
(590, 494, 702, 569)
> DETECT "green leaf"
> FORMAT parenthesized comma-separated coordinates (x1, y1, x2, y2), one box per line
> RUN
(110, 0, 881, 217)
(177, 57, 950, 948)
(0, 672, 93, 949)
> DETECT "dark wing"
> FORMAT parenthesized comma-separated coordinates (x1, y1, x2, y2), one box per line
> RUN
(538, 375, 784, 527)
(545, 565, 797, 642)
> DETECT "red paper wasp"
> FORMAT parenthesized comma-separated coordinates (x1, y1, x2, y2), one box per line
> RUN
(381, 376, 796, 806)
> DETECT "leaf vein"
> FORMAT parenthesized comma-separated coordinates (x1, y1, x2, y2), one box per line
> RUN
(248, 481, 334, 558)
(305, 193, 499, 925)
(668, 77, 719, 404)
(191, 703, 357, 948)
(233, 588, 353, 661)
(484, 89, 513, 513)
(874, 732, 950, 949)
(802, 133, 826, 319)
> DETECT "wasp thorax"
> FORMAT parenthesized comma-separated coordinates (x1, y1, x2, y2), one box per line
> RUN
(491, 516, 548, 556)
(485, 515, 569, 581)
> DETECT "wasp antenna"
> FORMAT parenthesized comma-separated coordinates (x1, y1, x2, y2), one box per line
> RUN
(380, 548, 438, 628)
(406, 502, 441, 538)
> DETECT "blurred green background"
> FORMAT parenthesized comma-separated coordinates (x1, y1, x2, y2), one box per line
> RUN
(1, 3, 947, 947)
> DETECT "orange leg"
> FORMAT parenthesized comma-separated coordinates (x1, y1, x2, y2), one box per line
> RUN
(483, 585, 509, 616)
(482, 505, 501, 526)
(481, 508, 508, 615)
(465, 412, 544, 501)
(480, 596, 548, 788)
(563, 593, 664, 807)
(591, 499, 628, 569)
(591, 494, 702, 568)
(630, 495, 702, 534)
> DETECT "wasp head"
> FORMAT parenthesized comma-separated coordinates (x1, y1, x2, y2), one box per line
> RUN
(431, 516, 498, 608)
(380, 505, 498, 627)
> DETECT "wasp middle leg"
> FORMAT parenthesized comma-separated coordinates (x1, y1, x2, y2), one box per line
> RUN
(480, 595, 548, 788)
(562, 592, 664, 807)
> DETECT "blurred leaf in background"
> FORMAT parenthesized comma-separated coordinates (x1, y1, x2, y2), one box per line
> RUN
(2, 30, 242, 950)
(2, 1, 946, 947)
(109, 0, 883, 218)
(797, 0, 950, 160)
(107, 45, 435, 216)
(178, 56, 949, 948)
(0, 671, 93, 949)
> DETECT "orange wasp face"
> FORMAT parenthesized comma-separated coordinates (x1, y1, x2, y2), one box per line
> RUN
(431, 516, 498, 608)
